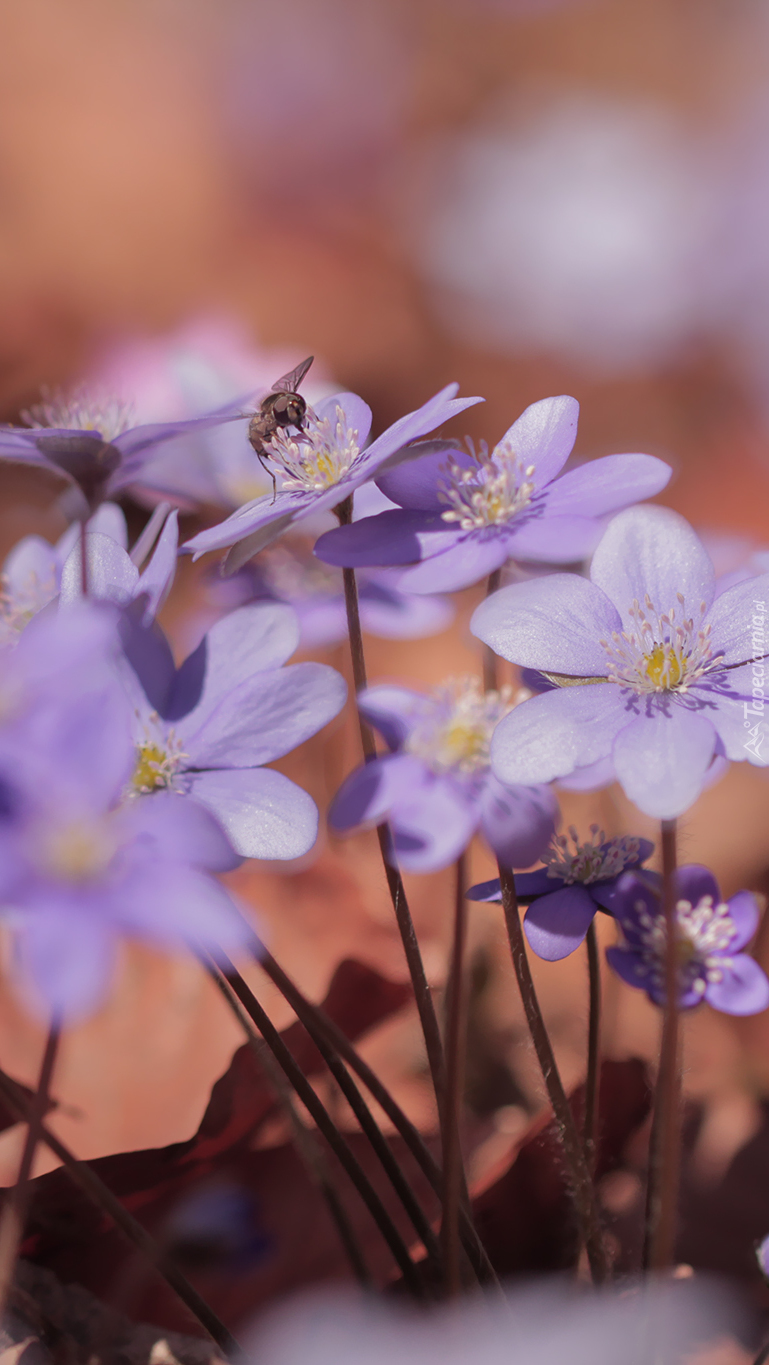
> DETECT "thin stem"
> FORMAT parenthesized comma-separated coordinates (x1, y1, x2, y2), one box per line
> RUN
(482, 569, 502, 693)
(241, 925, 498, 1285)
(753, 1337, 769, 1365)
(0, 1024, 59, 1320)
(129, 501, 171, 568)
(441, 854, 469, 1297)
(584, 922, 601, 1174)
(0, 1066, 241, 1359)
(644, 818, 682, 1272)
(207, 963, 372, 1287)
(201, 950, 425, 1298)
(79, 518, 89, 597)
(336, 494, 446, 1118)
(497, 863, 609, 1283)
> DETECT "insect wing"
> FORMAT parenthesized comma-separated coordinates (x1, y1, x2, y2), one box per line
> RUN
(271, 355, 314, 395)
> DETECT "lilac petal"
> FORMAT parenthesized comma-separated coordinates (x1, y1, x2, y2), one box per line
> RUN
(357, 685, 421, 751)
(396, 534, 511, 594)
(185, 501, 305, 559)
(503, 515, 604, 564)
(294, 597, 348, 648)
(186, 768, 319, 861)
(118, 609, 178, 717)
(120, 792, 241, 872)
(590, 506, 716, 625)
(354, 384, 484, 480)
(606, 945, 652, 993)
(112, 863, 247, 959)
(541, 454, 672, 519)
(471, 575, 620, 675)
(674, 865, 720, 909)
(478, 776, 557, 868)
(466, 877, 503, 903)
(89, 501, 128, 548)
(707, 669, 769, 766)
(114, 407, 249, 464)
(703, 573, 769, 666)
(134, 509, 178, 619)
(186, 602, 301, 726)
(359, 584, 454, 639)
(497, 396, 579, 491)
(705, 955, 769, 1016)
(388, 777, 478, 873)
(313, 392, 373, 450)
(514, 868, 560, 899)
(314, 510, 451, 568)
(60, 533, 139, 605)
(21, 688, 134, 811)
(558, 755, 616, 792)
(180, 661, 347, 768)
(491, 685, 626, 785)
(524, 885, 597, 961)
(612, 709, 716, 820)
(725, 890, 760, 952)
(375, 442, 474, 511)
(14, 908, 116, 1021)
(3, 536, 60, 596)
(329, 754, 427, 830)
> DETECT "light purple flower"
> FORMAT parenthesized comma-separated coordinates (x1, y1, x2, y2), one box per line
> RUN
(182, 534, 454, 653)
(468, 827, 654, 961)
(0, 680, 246, 1021)
(606, 866, 769, 1015)
(471, 505, 769, 819)
(59, 510, 180, 624)
(184, 384, 483, 574)
(313, 396, 671, 592)
(0, 384, 248, 512)
(119, 600, 347, 860)
(329, 677, 556, 872)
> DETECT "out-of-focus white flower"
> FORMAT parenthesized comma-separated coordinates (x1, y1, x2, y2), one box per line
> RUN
(411, 93, 719, 373)
(245, 1282, 736, 1365)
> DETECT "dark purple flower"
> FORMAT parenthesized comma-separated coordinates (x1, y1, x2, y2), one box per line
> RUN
(0, 385, 247, 512)
(329, 677, 557, 872)
(471, 505, 769, 819)
(183, 384, 483, 573)
(468, 826, 654, 960)
(606, 866, 769, 1015)
(313, 396, 671, 592)
(119, 600, 347, 860)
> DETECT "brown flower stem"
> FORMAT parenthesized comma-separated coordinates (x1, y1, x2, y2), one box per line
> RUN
(497, 863, 609, 1283)
(0, 1023, 60, 1322)
(0, 1066, 241, 1359)
(482, 570, 502, 693)
(207, 963, 372, 1287)
(644, 817, 682, 1273)
(201, 950, 426, 1298)
(753, 1336, 769, 1365)
(336, 495, 446, 1121)
(237, 924, 498, 1285)
(584, 921, 601, 1174)
(79, 518, 89, 597)
(440, 854, 470, 1296)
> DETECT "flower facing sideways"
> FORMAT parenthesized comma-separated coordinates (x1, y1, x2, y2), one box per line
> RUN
(471, 505, 769, 819)
(329, 676, 557, 872)
(606, 865, 769, 1015)
(468, 826, 654, 960)
(313, 395, 671, 593)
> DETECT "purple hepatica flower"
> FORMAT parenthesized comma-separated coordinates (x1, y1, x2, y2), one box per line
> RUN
(0, 384, 248, 513)
(183, 384, 484, 574)
(471, 504, 769, 820)
(468, 825, 654, 961)
(606, 865, 769, 1015)
(119, 600, 347, 860)
(186, 534, 454, 652)
(59, 511, 180, 625)
(329, 676, 557, 873)
(0, 685, 246, 1021)
(313, 396, 671, 593)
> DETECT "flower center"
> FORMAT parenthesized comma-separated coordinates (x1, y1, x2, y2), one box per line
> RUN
(542, 825, 642, 884)
(0, 567, 58, 645)
(266, 406, 360, 493)
(130, 720, 188, 795)
(599, 594, 721, 694)
(438, 437, 536, 532)
(22, 385, 135, 442)
(631, 893, 738, 999)
(39, 817, 117, 883)
(256, 539, 340, 599)
(405, 676, 517, 776)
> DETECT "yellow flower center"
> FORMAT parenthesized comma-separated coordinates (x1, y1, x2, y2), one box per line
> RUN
(133, 741, 171, 792)
(41, 819, 117, 883)
(643, 644, 684, 691)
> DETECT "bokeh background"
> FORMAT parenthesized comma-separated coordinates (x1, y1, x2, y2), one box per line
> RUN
(3, 0, 769, 1320)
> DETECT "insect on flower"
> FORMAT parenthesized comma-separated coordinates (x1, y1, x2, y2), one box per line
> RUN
(246, 356, 315, 501)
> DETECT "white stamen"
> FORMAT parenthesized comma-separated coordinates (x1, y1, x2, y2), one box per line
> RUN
(0, 568, 58, 645)
(23, 385, 135, 442)
(438, 436, 536, 531)
(266, 405, 360, 493)
(129, 713, 189, 796)
(619, 891, 739, 1002)
(405, 676, 520, 776)
(542, 824, 642, 884)
(599, 594, 722, 694)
